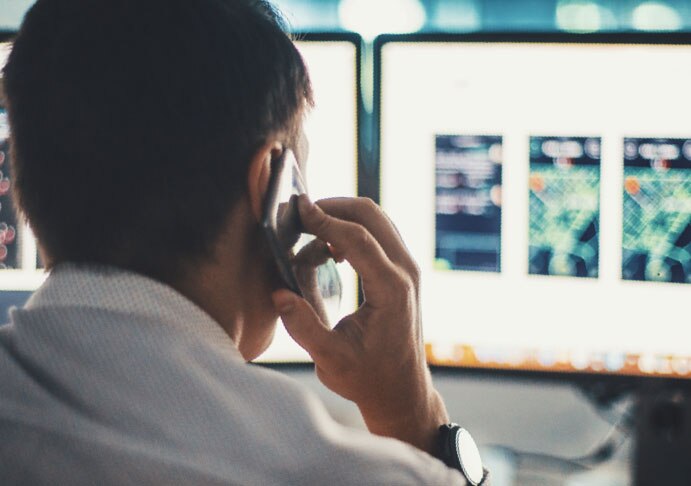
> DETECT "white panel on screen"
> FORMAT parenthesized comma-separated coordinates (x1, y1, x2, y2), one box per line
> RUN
(380, 39, 691, 377)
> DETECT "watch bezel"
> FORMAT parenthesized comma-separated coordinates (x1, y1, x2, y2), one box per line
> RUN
(439, 423, 484, 486)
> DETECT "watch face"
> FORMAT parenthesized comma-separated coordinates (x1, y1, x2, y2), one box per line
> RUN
(456, 428, 484, 486)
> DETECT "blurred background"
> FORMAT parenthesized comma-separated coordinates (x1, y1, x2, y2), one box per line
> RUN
(4, 0, 691, 33)
(279, 0, 691, 35)
(3, 0, 691, 174)
(3, 1, 691, 485)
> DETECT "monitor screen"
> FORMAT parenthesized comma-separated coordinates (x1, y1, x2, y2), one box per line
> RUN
(378, 35, 691, 379)
(0, 36, 360, 362)
(0, 40, 43, 291)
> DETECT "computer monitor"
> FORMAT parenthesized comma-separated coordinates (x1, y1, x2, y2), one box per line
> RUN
(376, 33, 691, 379)
(0, 33, 361, 363)
(0, 38, 43, 291)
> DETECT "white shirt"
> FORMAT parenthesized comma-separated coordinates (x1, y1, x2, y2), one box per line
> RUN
(0, 264, 467, 485)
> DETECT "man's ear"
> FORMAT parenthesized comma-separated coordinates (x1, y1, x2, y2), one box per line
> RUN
(247, 140, 283, 221)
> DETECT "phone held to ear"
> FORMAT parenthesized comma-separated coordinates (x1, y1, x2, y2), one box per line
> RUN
(261, 149, 342, 323)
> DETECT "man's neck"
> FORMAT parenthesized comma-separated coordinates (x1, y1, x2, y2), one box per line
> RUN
(166, 203, 278, 361)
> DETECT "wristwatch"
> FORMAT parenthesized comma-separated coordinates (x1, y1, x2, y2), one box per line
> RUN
(438, 424, 485, 485)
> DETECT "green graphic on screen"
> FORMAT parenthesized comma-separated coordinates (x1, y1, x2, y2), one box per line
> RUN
(623, 138, 691, 284)
(529, 137, 600, 278)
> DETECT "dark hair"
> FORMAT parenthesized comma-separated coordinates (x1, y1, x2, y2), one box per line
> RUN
(3, 0, 312, 281)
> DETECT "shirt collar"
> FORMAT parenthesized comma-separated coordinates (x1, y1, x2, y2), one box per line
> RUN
(25, 263, 241, 357)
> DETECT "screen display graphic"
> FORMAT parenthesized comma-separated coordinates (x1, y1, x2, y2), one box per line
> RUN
(529, 136, 600, 278)
(0, 108, 19, 269)
(435, 135, 502, 272)
(623, 138, 691, 284)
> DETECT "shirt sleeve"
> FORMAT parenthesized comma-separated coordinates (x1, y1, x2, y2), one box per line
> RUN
(247, 369, 471, 486)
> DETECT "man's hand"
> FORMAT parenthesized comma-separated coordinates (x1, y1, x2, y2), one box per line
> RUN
(271, 196, 449, 456)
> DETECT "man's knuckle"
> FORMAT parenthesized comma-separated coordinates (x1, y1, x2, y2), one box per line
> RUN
(313, 210, 331, 235)
(402, 273, 418, 298)
(404, 276, 416, 296)
(352, 225, 371, 248)
(390, 269, 414, 295)
(358, 197, 379, 214)
(409, 262, 421, 284)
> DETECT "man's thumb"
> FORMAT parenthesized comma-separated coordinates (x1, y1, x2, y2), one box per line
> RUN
(271, 289, 331, 357)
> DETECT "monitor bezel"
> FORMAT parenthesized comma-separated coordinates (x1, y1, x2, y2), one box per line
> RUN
(373, 32, 691, 385)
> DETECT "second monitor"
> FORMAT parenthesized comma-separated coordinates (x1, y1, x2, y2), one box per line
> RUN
(377, 33, 691, 378)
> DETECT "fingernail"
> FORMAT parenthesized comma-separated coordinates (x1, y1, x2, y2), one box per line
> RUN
(272, 292, 295, 314)
(328, 243, 345, 263)
(298, 194, 314, 212)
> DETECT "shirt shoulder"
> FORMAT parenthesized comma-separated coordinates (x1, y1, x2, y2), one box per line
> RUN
(216, 362, 469, 485)
(0, 267, 468, 485)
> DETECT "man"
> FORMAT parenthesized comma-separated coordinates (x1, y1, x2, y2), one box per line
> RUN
(0, 0, 485, 484)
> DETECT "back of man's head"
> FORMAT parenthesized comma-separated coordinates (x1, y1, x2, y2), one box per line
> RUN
(3, 0, 312, 281)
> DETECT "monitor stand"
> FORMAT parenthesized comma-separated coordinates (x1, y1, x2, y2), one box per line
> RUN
(634, 383, 691, 485)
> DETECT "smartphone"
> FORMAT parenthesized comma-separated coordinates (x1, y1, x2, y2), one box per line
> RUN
(261, 149, 342, 318)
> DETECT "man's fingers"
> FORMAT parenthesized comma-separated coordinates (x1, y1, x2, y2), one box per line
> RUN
(272, 289, 333, 358)
(315, 197, 418, 278)
(297, 196, 400, 295)
(293, 238, 331, 268)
